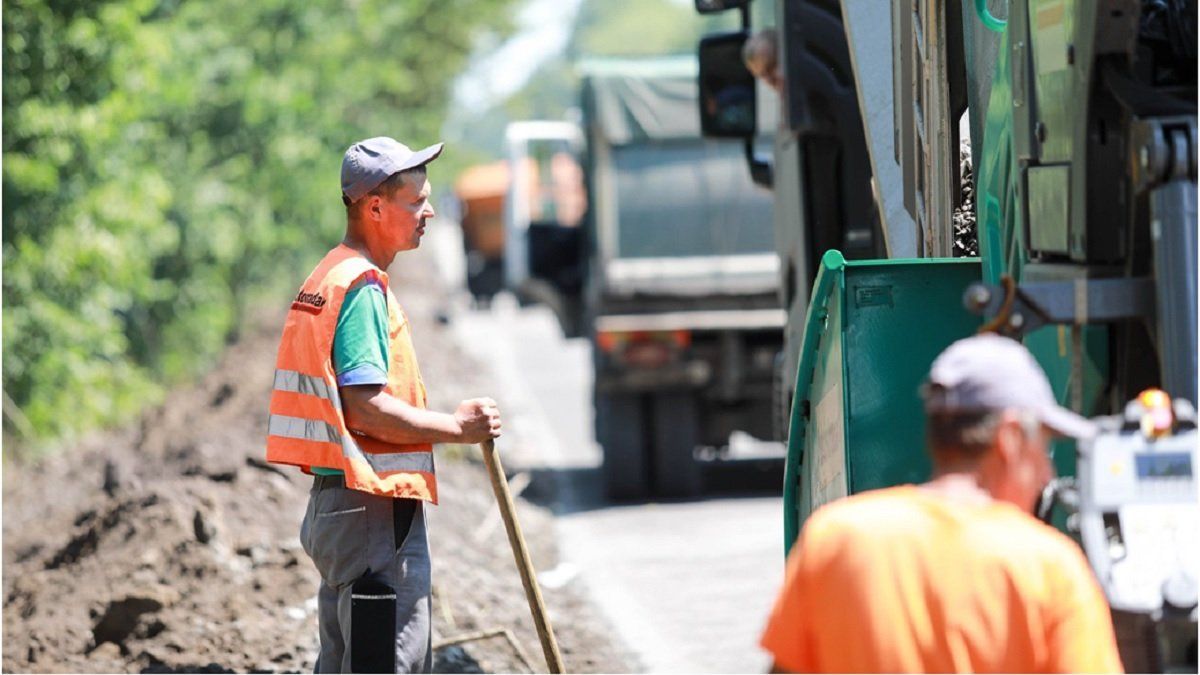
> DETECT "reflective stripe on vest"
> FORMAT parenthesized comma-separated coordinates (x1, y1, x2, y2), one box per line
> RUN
(268, 409, 436, 475)
(273, 368, 339, 406)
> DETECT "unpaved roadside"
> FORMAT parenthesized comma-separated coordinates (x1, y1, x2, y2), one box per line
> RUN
(2, 243, 637, 674)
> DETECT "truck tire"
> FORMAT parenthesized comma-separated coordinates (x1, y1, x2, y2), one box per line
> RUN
(595, 391, 649, 500)
(650, 392, 702, 498)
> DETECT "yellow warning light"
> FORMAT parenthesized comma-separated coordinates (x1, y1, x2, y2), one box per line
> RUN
(1137, 388, 1174, 439)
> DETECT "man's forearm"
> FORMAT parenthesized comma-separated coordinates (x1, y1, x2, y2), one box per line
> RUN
(342, 388, 464, 445)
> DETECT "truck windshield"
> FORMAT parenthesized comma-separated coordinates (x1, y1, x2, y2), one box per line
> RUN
(612, 140, 774, 259)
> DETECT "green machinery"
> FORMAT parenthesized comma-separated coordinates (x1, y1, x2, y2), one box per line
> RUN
(693, 0, 1196, 534)
(695, 0, 1196, 668)
(782, 252, 981, 542)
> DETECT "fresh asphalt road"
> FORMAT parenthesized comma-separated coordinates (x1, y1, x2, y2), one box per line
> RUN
(452, 294, 784, 673)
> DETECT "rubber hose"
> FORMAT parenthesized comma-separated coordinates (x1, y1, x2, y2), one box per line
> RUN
(975, 0, 1007, 32)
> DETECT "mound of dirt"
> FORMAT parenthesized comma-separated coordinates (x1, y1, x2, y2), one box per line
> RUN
(3, 243, 635, 673)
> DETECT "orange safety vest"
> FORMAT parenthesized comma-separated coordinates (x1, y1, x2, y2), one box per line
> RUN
(266, 244, 437, 502)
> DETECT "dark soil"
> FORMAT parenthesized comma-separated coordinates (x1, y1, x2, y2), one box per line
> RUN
(2, 245, 635, 674)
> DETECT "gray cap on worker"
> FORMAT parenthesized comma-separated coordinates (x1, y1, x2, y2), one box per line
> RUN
(341, 136, 444, 202)
(923, 333, 1098, 440)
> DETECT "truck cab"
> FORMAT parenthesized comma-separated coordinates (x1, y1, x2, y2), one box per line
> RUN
(503, 121, 588, 336)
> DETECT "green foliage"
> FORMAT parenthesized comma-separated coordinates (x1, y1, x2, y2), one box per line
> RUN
(452, 0, 739, 158)
(3, 0, 516, 449)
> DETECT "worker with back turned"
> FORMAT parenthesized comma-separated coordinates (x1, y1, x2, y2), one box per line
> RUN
(761, 334, 1122, 673)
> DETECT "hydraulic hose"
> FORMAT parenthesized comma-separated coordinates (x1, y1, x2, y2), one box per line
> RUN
(975, 0, 1007, 32)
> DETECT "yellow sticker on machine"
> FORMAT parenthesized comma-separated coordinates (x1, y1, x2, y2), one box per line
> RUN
(1034, 0, 1069, 74)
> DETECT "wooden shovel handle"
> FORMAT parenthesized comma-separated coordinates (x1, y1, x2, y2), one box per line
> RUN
(480, 440, 564, 673)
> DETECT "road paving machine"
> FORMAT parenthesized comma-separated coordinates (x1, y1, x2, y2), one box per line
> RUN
(694, 0, 1197, 668)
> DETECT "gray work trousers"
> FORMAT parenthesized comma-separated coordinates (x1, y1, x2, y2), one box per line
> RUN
(300, 475, 432, 673)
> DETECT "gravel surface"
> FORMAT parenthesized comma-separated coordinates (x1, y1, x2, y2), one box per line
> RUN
(2, 242, 635, 674)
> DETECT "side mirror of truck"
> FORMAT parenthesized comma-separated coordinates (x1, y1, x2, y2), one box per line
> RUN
(694, 0, 750, 14)
(698, 31, 757, 139)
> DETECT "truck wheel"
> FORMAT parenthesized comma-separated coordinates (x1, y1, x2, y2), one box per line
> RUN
(595, 391, 649, 500)
(650, 392, 702, 498)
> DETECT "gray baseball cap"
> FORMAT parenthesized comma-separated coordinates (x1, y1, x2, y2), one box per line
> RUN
(341, 136, 444, 202)
(923, 333, 1097, 439)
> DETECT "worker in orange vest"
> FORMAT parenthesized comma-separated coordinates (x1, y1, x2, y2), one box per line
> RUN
(761, 334, 1123, 673)
(266, 136, 502, 673)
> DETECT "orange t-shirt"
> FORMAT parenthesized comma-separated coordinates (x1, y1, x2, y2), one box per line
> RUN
(760, 485, 1123, 673)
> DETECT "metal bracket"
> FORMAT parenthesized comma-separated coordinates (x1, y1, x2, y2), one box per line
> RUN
(964, 275, 1157, 339)
(1130, 116, 1197, 194)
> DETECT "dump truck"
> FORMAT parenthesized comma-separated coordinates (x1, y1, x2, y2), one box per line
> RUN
(496, 103, 777, 499)
(504, 59, 784, 499)
(502, 121, 588, 336)
(696, 0, 1197, 669)
(456, 133, 586, 309)
(581, 57, 785, 500)
(455, 161, 511, 303)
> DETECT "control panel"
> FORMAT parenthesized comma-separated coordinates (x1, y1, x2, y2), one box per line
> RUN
(1073, 394, 1198, 672)
(1080, 430, 1198, 613)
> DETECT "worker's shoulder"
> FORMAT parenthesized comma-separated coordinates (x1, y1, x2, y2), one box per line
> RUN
(336, 257, 384, 284)
(807, 487, 1079, 557)
(984, 502, 1088, 563)
(346, 268, 387, 294)
(298, 245, 380, 287)
(804, 485, 925, 532)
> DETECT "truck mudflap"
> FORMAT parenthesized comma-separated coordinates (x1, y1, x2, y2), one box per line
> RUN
(783, 250, 982, 552)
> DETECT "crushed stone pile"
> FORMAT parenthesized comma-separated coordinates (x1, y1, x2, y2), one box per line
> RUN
(953, 137, 978, 257)
(3, 243, 635, 674)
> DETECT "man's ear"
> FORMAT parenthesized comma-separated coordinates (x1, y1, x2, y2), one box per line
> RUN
(993, 410, 1024, 466)
(366, 195, 383, 221)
